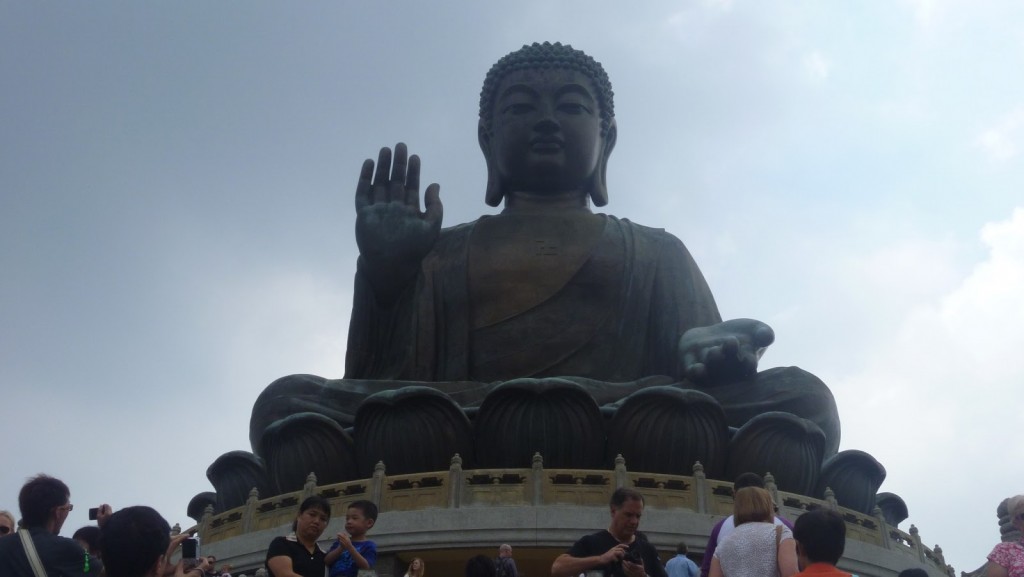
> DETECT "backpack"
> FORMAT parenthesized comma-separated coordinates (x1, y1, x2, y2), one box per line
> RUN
(495, 557, 512, 577)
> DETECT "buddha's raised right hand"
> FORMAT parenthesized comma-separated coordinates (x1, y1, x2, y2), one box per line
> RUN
(355, 143, 443, 301)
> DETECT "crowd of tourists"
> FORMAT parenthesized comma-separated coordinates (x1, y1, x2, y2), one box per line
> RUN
(0, 472, 982, 577)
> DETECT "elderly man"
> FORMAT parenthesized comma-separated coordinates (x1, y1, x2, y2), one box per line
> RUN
(495, 544, 518, 577)
(0, 474, 105, 576)
(551, 488, 666, 577)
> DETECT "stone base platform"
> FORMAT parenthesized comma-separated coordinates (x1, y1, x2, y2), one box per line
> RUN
(190, 458, 952, 577)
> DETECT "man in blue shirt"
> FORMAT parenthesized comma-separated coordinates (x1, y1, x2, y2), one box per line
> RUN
(666, 543, 699, 577)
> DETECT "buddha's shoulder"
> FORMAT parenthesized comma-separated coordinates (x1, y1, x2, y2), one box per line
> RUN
(600, 215, 687, 246)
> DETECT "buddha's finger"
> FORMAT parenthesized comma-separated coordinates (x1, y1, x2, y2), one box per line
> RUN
(407, 155, 422, 211)
(356, 159, 374, 211)
(754, 324, 775, 347)
(390, 142, 409, 203)
(424, 183, 443, 224)
(686, 362, 707, 382)
(373, 147, 393, 204)
(720, 337, 740, 358)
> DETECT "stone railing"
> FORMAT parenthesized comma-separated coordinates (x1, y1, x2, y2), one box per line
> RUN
(190, 453, 951, 575)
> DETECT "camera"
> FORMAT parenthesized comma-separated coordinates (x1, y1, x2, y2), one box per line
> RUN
(182, 537, 200, 569)
(88, 508, 98, 521)
(622, 548, 642, 565)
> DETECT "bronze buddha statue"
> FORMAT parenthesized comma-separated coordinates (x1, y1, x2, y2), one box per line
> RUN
(205, 43, 883, 517)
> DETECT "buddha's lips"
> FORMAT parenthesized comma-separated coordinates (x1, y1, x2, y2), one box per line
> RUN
(530, 137, 564, 151)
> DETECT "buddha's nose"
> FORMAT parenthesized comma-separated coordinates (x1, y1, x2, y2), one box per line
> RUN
(534, 115, 559, 133)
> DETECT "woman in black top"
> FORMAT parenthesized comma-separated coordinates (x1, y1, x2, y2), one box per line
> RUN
(267, 496, 332, 577)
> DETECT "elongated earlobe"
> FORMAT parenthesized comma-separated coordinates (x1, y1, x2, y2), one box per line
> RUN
(589, 120, 617, 207)
(480, 122, 503, 207)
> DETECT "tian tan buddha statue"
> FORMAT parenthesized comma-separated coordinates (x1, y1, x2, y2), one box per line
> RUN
(200, 42, 889, 520)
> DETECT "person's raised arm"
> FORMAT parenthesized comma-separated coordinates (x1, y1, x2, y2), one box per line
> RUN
(355, 143, 443, 305)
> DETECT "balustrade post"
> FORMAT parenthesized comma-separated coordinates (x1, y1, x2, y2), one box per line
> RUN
(243, 487, 260, 534)
(302, 472, 318, 500)
(909, 524, 926, 563)
(823, 487, 838, 511)
(764, 472, 781, 511)
(872, 506, 891, 550)
(532, 453, 544, 506)
(693, 462, 707, 514)
(171, 523, 181, 536)
(372, 461, 386, 509)
(200, 504, 214, 537)
(614, 454, 627, 489)
(448, 454, 463, 509)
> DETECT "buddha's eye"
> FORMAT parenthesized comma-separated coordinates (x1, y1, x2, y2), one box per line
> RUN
(502, 102, 535, 115)
(558, 102, 591, 115)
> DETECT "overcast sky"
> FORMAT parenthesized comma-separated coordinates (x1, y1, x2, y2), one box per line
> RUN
(2, 1, 1022, 574)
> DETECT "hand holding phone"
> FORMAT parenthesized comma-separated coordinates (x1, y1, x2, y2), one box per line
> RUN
(182, 538, 200, 570)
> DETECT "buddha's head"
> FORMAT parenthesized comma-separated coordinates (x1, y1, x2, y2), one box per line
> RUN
(478, 42, 617, 207)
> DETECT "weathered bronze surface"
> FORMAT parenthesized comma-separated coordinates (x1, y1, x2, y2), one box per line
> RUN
(207, 42, 884, 513)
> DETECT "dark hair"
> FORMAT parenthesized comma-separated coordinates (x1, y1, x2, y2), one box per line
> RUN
(610, 487, 644, 508)
(676, 542, 689, 555)
(793, 509, 846, 565)
(479, 42, 615, 136)
(72, 525, 102, 555)
(348, 499, 378, 521)
(19, 474, 70, 528)
(100, 506, 171, 577)
(897, 570, 929, 577)
(733, 472, 765, 490)
(292, 496, 332, 531)
(465, 555, 497, 577)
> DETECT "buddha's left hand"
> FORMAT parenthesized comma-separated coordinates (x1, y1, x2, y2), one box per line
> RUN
(678, 318, 775, 385)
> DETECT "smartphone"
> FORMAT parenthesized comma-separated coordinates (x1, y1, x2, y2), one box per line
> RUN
(88, 508, 98, 521)
(182, 538, 200, 569)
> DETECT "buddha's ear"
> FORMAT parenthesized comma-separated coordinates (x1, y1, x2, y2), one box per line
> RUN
(480, 121, 503, 207)
(590, 119, 617, 207)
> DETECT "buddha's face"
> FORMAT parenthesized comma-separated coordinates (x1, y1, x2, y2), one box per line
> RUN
(488, 67, 605, 195)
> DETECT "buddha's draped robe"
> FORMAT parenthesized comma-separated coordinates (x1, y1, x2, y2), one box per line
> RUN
(344, 215, 721, 382)
(250, 215, 840, 455)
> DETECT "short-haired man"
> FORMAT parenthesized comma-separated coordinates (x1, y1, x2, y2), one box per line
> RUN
(665, 543, 699, 577)
(551, 488, 667, 577)
(699, 473, 793, 577)
(0, 474, 104, 576)
(792, 509, 850, 577)
(495, 544, 518, 577)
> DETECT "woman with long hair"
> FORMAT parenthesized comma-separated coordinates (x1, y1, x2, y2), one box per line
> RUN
(266, 496, 332, 577)
(405, 557, 426, 577)
(709, 487, 798, 577)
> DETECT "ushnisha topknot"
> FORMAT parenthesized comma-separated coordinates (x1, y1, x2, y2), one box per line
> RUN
(479, 42, 615, 135)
